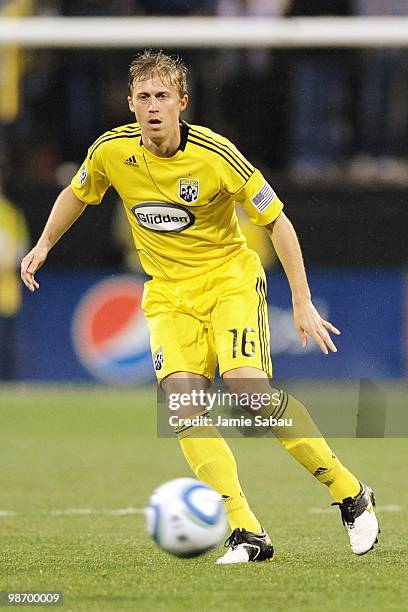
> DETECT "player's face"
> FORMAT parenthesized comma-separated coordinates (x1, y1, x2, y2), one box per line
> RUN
(128, 74, 188, 142)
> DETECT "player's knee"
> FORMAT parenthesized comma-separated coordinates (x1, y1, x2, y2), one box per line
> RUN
(222, 369, 270, 397)
(222, 372, 277, 416)
(162, 372, 210, 418)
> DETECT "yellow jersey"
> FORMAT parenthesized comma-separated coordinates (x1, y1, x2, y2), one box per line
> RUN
(71, 121, 283, 280)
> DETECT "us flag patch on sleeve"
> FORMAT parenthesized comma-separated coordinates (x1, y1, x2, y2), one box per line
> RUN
(251, 181, 276, 213)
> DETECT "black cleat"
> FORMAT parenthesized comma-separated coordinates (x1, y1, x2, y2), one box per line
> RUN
(216, 528, 274, 564)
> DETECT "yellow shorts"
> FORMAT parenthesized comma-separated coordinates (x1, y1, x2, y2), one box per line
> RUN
(142, 249, 272, 380)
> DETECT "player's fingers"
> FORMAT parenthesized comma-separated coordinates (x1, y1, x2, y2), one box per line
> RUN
(22, 275, 35, 291)
(307, 326, 332, 354)
(21, 262, 32, 288)
(27, 256, 42, 274)
(324, 336, 338, 353)
(20, 265, 32, 285)
(21, 258, 40, 292)
(21, 255, 31, 272)
(316, 327, 337, 353)
(31, 275, 40, 290)
(312, 331, 329, 355)
(297, 329, 308, 349)
(21, 254, 34, 274)
(23, 276, 36, 291)
(322, 319, 341, 335)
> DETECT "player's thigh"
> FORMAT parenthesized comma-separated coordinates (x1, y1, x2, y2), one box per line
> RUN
(142, 283, 217, 380)
(211, 259, 272, 377)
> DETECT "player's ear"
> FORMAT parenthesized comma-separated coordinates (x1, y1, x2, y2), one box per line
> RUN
(179, 94, 188, 112)
(128, 95, 134, 113)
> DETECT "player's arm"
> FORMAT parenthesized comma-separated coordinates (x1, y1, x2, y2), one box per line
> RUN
(265, 212, 340, 355)
(21, 186, 86, 292)
(219, 133, 340, 355)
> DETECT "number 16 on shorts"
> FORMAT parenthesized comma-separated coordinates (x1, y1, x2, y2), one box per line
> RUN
(223, 322, 271, 376)
(228, 328, 256, 358)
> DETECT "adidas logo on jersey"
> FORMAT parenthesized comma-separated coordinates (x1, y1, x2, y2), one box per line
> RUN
(124, 155, 139, 167)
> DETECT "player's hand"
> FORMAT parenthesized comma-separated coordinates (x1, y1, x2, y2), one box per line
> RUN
(20, 245, 48, 292)
(293, 299, 340, 355)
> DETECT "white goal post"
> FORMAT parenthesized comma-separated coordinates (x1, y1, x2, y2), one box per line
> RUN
(1, 16, 408, 48)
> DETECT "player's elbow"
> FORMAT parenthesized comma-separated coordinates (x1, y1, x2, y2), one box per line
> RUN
(264, 212, 284, 234)
(62, 185, 87, 210)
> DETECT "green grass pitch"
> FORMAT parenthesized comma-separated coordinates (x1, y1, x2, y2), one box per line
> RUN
(0, 385, 407, 611)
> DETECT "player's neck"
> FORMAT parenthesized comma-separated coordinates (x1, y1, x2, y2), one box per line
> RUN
(142, 125, 181, 158)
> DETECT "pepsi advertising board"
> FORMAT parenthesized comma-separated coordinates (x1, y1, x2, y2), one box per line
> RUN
(71, 275, 152, 383)
(17, 272, 152, 383)
(16, 269, 406, 382)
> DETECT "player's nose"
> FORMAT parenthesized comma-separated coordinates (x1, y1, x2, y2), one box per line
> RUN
(148, 97, 159, 111)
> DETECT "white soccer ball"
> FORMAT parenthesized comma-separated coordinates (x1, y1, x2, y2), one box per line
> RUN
(146, 478, 228, 558)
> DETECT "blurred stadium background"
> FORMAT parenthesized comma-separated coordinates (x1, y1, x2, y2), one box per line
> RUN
(0, 3, 407, 610)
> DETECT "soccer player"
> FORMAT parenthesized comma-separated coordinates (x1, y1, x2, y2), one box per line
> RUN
(21, 50, 379, 564)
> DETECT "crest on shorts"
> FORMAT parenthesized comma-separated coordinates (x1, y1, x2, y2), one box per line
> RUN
(153, 346, 164, 371)
(179, 178, 199, 203)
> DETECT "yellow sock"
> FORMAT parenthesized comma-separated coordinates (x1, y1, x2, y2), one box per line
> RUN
(177, 420, 262, 533)
(262, 391, 361, 502)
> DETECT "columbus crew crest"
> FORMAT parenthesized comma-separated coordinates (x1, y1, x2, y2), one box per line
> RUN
(153, 346, 164, 371)
(179, 178, 199, 203)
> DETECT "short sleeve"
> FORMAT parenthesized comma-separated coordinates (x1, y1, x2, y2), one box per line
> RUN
(71, 143, 111, 205)
(220, 139, 256, 195)
(234, 169, 284, 226)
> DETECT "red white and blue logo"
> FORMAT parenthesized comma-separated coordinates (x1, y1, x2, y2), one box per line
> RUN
(71, 275, 153, 383)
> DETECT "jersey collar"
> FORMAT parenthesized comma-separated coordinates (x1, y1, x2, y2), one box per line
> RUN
(139, 121, 189, 160)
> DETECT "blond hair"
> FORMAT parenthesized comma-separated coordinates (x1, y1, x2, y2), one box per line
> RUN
(128, 50, 189, 99)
